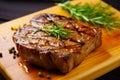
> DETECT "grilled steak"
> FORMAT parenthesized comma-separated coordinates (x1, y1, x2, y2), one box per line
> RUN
(13, 13, 102, 73)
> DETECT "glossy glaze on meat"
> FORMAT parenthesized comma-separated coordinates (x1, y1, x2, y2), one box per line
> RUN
(13, 13, 102, 73)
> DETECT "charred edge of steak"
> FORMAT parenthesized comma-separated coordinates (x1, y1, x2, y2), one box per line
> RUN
(13, 13, 102, 73)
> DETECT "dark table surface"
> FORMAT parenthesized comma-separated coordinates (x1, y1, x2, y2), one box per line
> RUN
(0, 0, 120, 80)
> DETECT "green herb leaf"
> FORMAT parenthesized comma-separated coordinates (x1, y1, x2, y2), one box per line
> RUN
(59, 1, 120, 31)
(34, 23, 73, 39)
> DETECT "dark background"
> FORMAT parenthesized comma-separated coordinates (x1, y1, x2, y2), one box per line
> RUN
(0, 0, 120, 80)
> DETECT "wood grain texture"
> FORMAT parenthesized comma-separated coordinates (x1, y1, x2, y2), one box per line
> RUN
(0, 0, 120, 80)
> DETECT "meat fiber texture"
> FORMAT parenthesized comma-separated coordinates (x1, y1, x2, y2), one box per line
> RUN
(13, 13, 102, 73)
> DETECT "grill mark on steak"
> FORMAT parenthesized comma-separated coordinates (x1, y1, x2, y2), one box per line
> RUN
(40, 14, 85, 46)
(31, 14, 87, 45)
(13, 13, 102, 73)
(42, 14, 54, 23)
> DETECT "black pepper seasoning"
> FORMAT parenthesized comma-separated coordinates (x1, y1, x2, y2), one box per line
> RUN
(16, 53, 20, 57)
(8, 47, 15, 54)
(0, 52, 3, 58)
(38, 72, 44, 77)
(46, 74, 51, 79)
(8, 46, 20, 59)
(13, 55, 16, 59)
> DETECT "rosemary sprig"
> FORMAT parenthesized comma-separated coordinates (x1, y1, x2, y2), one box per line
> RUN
(34, 23, 73, 39)
(59, 1, 120, 31)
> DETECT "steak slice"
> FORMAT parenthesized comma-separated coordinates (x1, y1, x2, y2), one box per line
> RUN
(13, 13, 102, 73)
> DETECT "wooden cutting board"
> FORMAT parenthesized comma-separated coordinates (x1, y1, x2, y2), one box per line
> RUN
(0, 0, 120, 80)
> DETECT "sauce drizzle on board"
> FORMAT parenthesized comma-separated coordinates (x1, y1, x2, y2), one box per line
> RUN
(0, 0, 120, 80)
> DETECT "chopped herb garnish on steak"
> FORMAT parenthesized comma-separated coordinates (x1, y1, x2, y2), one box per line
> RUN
(34, 23, 73, 39)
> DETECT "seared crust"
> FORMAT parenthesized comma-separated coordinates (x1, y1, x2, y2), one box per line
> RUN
(13, 13, 102, 73)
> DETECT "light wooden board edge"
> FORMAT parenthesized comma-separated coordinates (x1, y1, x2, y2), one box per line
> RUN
(0, 0, 120, 80)
(54, 45, 120, 80)
(0, 64, 11, 80)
